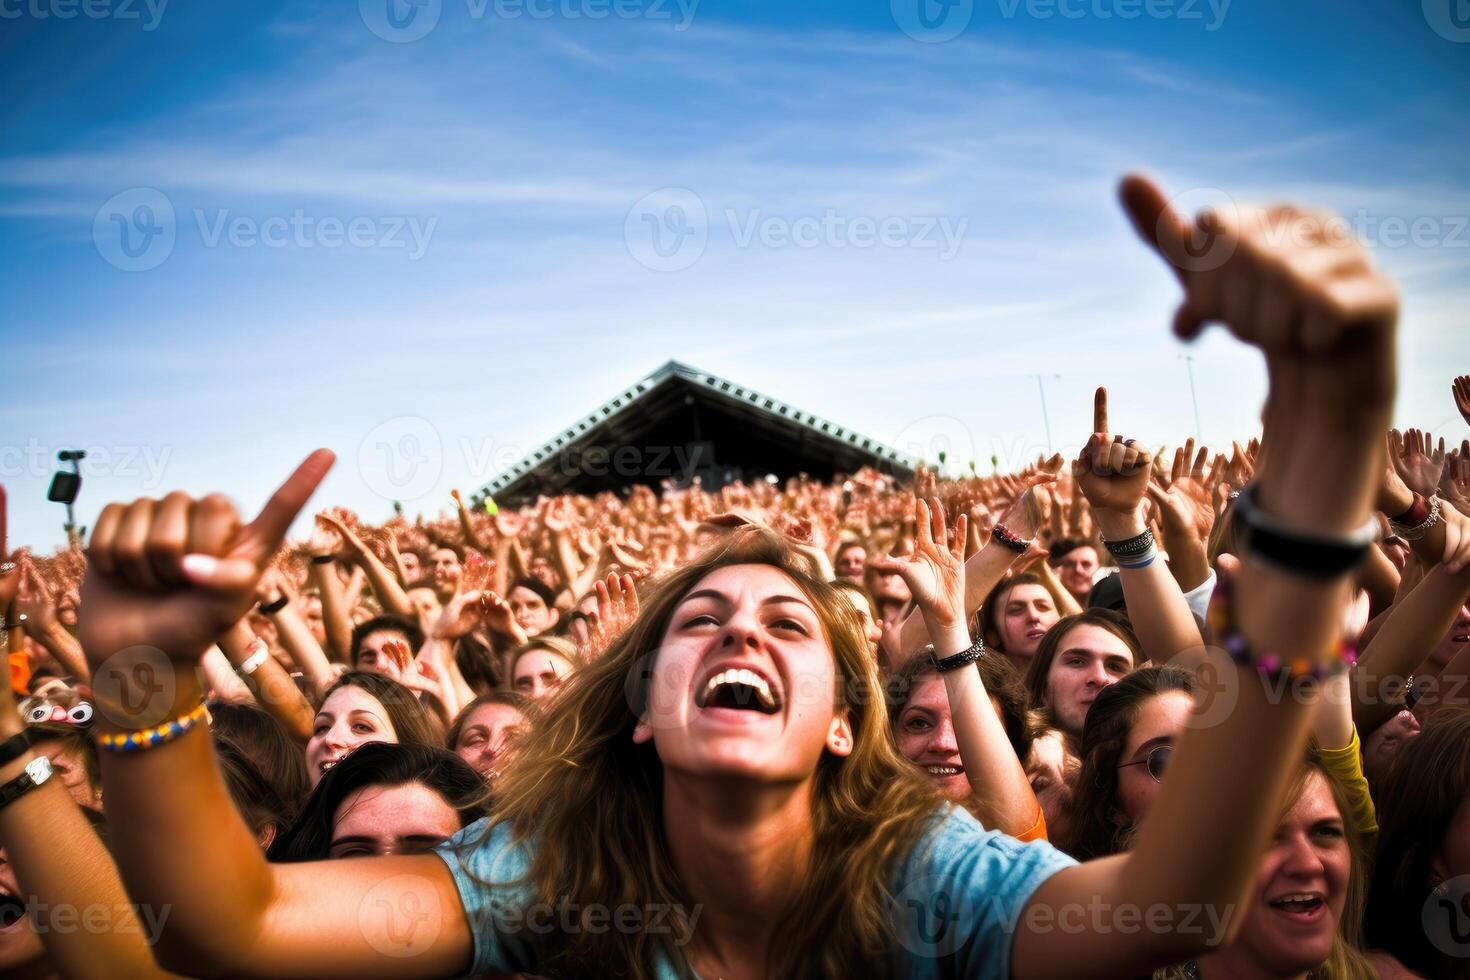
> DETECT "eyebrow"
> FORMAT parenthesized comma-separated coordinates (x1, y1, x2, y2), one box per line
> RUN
(679, 590, 815, 610)
(1128, 735, 1173, 759)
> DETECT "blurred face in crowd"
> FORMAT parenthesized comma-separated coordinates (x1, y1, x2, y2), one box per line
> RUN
(1027, 729, 1077, 843)
(301, 594, 326, 645)
(529, 556, 558, 591)
(328, 782, 462, 859)
(431, 549, 462, 599)
(453, 701, 527, 780)
(406, 587, 441, 626)
(306, 685, 399, 787)
(1114, 690, 1194, 827)
(1362, 708, 1420, 786)
(997, 583, 1058, 660)
(631, 564, 852, 784)
(1044, 624, 1135, 737)
(0, 848, 45, 974)
(355, 628, 412, 682)
(398, 549, 422, 584)
(835, 545, 866, 581)
(1053, 546, 1099, 601)
(509, 585, 558, 636)
(512, 649, 575, 701)
(1227, 773, 1351, 976)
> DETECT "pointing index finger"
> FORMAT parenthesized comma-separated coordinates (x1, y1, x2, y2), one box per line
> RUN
(241, 449, 336, 562)
(1093, 387, 1109, 437)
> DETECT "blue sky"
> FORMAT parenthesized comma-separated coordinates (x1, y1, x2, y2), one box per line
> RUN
(2, 0, 1467, 549)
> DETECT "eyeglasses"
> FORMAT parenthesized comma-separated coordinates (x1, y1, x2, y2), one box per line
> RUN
(1117, 744, 1172, 783)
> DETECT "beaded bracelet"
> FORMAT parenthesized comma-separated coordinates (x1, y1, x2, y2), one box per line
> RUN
(1103, 527, 1155, 559)
(96, 702, 209, 753)
(1206, 574, 1356, 685)
(991, 523, 1031, 555)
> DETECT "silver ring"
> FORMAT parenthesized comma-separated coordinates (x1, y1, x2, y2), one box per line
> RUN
(0, 562, 15, 574)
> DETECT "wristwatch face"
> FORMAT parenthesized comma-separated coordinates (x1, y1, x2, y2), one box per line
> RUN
(24, 756, 53, 785)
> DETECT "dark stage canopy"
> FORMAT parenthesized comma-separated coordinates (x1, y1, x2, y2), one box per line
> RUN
(477, 361, 916, 505)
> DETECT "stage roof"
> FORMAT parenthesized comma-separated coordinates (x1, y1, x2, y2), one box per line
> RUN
(478, 360, 916, 504)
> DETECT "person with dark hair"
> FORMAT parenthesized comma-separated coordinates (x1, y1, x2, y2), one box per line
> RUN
(350, 614, 425, 680)
(1023, 610, 1141, 739)
(506, 577, 559, 638)
(833, 541, 866, 582)
(208, 703, 310, 820)
(268, 743, 489, 862)
(1366, 710, 1470, 979)
(305, 671, 443, 786)
(215, 738, 293, 851)
(1047, 538, 1100, 603)
(978, 572, 1059, 669)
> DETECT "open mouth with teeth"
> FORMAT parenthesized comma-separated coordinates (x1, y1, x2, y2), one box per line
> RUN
(1268, 892, 1325, 923)
(0, 892, 26, 931)
(922, 763, 965, 779)
(696, 668, 781, 715)
(319, 758, 343, 776)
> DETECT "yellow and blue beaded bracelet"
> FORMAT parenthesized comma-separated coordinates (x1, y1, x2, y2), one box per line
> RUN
(96, 702, 209, 753)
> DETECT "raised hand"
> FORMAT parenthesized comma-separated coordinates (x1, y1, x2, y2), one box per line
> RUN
(1454, 376, 1470, 427)
(431, 590, 489, 642)
(1119, 174, 1397, 411)
(1390, 428, 1446, 499)
(0, 488, 17, 616)
(79, 450, 335, 668)
(15, 553, 59, 636)
(1073, 388, 1153, 527)
(869, 498, 967, 631)
(583, 572, 639, 659)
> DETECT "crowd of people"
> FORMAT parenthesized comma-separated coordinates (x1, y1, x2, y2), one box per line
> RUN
(1, 174, 1470, 978)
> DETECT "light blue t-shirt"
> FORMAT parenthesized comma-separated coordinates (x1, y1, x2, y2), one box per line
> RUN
(435, 805, 1075, 978)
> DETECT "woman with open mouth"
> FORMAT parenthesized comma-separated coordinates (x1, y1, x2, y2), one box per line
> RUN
(59, 175, 1409, 978)
(304, 671, 442, 788)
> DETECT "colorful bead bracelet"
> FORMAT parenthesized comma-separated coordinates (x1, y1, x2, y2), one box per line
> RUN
(96, 702, 209, 753)
(1206, 573, 1356, 684)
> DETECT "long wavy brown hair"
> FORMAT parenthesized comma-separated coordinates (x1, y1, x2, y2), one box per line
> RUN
(484, 527, 945, 978)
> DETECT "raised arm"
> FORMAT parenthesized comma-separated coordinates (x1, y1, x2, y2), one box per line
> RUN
(872, 498, 1041, 837)
(1074, 387, 1205, 664)
(14, 553, 90, 682)
(79, 453, 473, 978)
(1015, 174, 1398, 977)
(319, 511, 414, 619)
(256, 566, 338, 704)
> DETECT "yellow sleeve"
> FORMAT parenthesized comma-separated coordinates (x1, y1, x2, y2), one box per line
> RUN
(1318, 729, 1378, 843)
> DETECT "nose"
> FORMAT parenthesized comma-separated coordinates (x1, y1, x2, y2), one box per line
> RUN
(1278, 832, 1327, 879)
(1086, 661, 1113, 689)
(720, 606, 765, 654)
(929, 718, 959, 755)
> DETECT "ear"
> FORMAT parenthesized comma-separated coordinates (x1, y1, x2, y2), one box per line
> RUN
(632, 715, 654, 745)
(826, 712, 854, 757)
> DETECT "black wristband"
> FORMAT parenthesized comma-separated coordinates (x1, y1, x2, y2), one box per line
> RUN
(0, 730, 32, 768)
(1233, 484, 1376, 579)
(1103, 528, 1154, 558)
(258, 596, 289, 615)
(930, 639, 987, 673)
(0, 757, 52, 813)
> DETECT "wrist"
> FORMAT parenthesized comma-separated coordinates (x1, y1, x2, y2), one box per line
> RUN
(928, 621, 972, 658)
(1096, 510, 1146, 540)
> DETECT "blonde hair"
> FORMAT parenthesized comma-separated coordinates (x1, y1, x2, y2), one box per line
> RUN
(485, 527, 945, 978)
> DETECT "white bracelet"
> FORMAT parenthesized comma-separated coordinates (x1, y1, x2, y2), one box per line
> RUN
(238, 645, 270, 676)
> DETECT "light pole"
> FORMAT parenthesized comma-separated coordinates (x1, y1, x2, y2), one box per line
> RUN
(1032, 374, 1058, 454)
(1180, 355, 1203, 441)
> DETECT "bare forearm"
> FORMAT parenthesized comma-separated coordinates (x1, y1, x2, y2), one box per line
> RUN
(356, 549, 414, 618)
(268, 604, 337, 704)
(309, 563, 352, 663)
(1356, 563, 1470, 734)
(35, 621, 89, 682)
(1095, 510, 1203, 663)
(220, 621, 314, 743)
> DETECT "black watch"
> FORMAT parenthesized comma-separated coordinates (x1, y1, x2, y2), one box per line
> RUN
(0, 757, 52, 813)
(930, 639, 986, 673)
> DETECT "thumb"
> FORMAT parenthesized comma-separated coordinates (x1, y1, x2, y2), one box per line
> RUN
(240, 450, 336, 562)
(180, 554, 261, 593)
